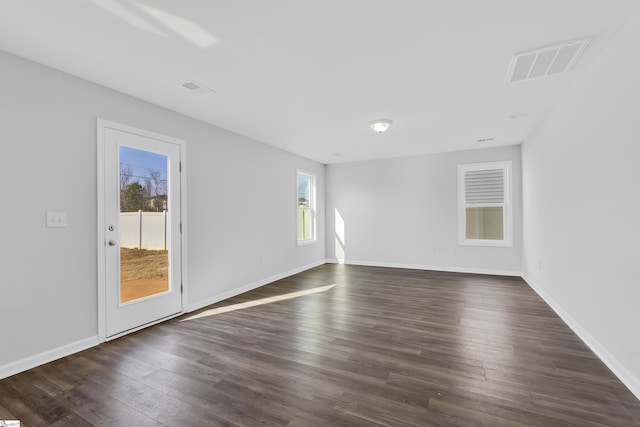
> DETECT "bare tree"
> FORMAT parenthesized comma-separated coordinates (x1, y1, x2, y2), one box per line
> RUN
(120, 165, 133, 190)
(145, 169, 167, 211)
(120, 165, 134, 206)
(118, 164, 167, 211)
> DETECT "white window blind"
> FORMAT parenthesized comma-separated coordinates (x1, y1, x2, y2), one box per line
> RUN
(464, 168, 504, 204)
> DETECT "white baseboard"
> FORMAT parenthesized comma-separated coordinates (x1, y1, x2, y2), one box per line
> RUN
(325, 258, 521, 277)
(185, 259, 326, 313)
(522, 275, 640, 401)
(0, 335, 99, 380)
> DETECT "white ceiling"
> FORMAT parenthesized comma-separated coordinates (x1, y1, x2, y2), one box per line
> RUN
(0, 1, 636, 164)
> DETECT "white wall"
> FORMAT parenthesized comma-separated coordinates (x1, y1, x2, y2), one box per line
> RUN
(326, 145, 522, 275)
(521, 5, 640, 397)
(0, 50, 325, 372)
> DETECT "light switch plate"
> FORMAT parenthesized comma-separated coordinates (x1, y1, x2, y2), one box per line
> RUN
(46, 212, 67, 228)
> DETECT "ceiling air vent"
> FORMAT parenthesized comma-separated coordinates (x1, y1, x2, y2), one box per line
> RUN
(506, 38, 590, 84)
(180, 80, 214, 95)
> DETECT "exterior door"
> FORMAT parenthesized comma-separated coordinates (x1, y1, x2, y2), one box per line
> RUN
(99, 120, 183, 339)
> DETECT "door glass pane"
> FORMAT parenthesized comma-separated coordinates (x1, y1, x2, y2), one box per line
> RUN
(466, 207, 504, 240)
(119, 146, 169, 303)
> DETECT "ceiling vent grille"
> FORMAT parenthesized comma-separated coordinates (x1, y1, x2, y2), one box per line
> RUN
(506, 38, 590, 84)
(180, 80, 214, 94)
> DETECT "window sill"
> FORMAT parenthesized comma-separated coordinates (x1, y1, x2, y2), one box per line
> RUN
(459, 239, 513, 248)
(297, 239, 317, 247)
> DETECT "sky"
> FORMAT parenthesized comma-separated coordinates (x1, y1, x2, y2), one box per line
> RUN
(119, 146, 167, 184)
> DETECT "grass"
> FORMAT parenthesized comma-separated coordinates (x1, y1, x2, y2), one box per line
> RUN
(120, 248, 168, 302)
(120, 248, 168, 281)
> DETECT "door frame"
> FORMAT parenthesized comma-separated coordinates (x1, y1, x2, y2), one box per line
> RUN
(96, 118, 188, 342)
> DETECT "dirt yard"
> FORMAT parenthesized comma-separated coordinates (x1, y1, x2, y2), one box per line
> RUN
(120, 248, 168, 302)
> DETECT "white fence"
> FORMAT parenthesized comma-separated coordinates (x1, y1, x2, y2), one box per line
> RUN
(120, 210, 168, 250)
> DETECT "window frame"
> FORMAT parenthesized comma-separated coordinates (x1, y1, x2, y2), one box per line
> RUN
(296, 169, 317, 246)
(458, 160, 513, 247)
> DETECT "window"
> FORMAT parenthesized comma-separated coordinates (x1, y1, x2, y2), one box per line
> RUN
(297, 170, 316, 245)
(458, 161, 512, 247)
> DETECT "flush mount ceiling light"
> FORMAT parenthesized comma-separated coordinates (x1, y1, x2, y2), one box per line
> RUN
(369, 119, 392, 133)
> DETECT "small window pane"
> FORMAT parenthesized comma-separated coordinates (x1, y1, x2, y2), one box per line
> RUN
(465, 207, 504, 240)
(298, 209, 313, 241)
(298, 175, 310, 208)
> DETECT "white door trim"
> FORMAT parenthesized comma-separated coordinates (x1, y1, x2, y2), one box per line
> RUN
(96, 118, 188, 342)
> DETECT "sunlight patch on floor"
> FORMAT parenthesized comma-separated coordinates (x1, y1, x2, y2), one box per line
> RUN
(181, 284, 336, 321)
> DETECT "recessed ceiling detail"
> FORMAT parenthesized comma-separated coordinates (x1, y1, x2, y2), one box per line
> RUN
(506, 38, 591, 84)
(180, 80, 214, 95)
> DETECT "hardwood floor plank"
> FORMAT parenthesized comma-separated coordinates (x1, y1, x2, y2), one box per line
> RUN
(84, 369, 231, 426)
(424, 397, 535, 427)
(1, 264, 638, 426)
(530, 392, 639, 426)
(386, 372, 535, 408)
(61, 384, 160, 426)
(387, 373, 549, 425)
(0, 403, 22, 426)
(333, 391, 430, 427)
(0, 375, 70, 425)
(47, 412, 98, 427)
(219, 373, 384, 427)
(134, 368, 271, 426)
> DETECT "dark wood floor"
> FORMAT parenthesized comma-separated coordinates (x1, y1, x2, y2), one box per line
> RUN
(1, 264, 639, 426)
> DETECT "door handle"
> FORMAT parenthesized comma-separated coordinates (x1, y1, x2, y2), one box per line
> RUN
(107, 239, 118, 247)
